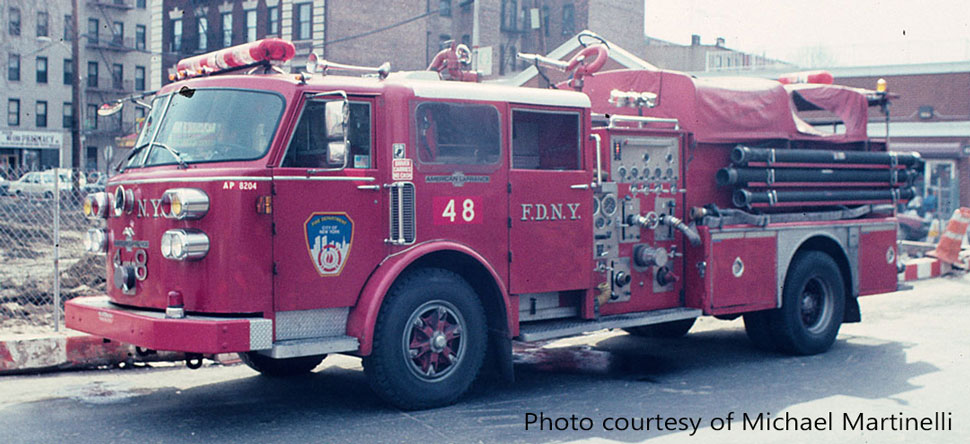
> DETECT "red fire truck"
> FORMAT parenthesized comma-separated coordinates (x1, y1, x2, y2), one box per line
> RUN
(67, 38, 919, 410)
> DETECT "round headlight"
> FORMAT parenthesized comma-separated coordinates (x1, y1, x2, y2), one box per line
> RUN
(84, 229, 106, 253)
(160, 232, 172, 258)
(170, 233, 185, 259)
(82, 197, 93, 217)
(170, 195, 183, 218)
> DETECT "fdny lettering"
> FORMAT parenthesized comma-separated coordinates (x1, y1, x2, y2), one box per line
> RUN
(520, 203, 581, 221)
(136, 198, 164, 218)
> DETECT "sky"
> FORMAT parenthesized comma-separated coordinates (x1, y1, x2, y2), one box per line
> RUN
(644, 0, 970, 67)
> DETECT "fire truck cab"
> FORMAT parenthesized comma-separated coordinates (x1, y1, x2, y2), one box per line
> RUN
(67, 38, 915, 410)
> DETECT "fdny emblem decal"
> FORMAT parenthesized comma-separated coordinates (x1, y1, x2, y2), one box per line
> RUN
(305, 213, 354, 277)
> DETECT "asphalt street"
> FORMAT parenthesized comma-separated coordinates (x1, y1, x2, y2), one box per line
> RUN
(1, 274, 968, 444)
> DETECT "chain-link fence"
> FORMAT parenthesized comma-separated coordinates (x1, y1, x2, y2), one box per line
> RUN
(0, 167, 106, 334)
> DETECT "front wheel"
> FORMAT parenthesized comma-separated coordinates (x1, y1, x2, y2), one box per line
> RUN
(769, 251, 845, 355)
(363, 268, 487, 410)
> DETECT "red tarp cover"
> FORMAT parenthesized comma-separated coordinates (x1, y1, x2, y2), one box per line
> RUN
(581, 69, 872, 144)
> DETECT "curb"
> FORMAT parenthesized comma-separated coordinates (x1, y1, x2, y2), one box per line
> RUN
(0, 330, 240, 375)
(898, 257, 944, 282)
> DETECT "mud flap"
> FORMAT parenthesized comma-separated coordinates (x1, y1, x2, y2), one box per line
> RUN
(843, 296, 861, 323)
(485, 329, 514, 383)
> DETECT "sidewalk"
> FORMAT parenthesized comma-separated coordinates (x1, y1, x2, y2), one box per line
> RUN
(0, 329, 240, 375)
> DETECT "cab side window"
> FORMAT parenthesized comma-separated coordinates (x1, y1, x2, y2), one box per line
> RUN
(283, 101, 372, 168)
(415, 102, 500, 165)
(512, 110, 581, 170)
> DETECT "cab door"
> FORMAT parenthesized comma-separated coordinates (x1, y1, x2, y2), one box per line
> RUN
(508, 108, 592, 294)
(272, 96, 385, 312)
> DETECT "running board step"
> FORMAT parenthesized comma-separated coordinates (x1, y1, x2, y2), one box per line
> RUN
(259, 335, 359, 359)
(517, 308, 702, 342)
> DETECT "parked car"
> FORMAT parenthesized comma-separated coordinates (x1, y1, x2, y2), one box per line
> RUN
(6, 169, 74, 198)
(81, 174, 107, 195)
(0, 175, 7, 195)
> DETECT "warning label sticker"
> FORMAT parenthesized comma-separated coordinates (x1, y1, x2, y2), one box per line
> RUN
(392, 159, 413, 181)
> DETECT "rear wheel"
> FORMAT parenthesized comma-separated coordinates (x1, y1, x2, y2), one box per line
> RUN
(768, 251, 845, 355)
(238, 352, 326, 377)
(624, 318, 696, 338)
(363, 268, 487, 410)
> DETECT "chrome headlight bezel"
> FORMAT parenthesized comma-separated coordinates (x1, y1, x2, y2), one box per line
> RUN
(161, 188, 210, 220)
(83, 228, 107, 253)
(83, 192, 109, 218)
(160, 229, 209, 261)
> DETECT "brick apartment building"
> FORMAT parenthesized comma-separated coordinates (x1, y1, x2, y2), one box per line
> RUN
(157, 0, 647, 84)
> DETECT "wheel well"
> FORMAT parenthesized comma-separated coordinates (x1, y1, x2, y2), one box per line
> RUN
(400, 250, 512, 380)
(793, 236, 860, 323)
(402, 251, 508, 336)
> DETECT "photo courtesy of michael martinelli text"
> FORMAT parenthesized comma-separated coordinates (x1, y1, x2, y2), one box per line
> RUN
(524, 410, 954, 437)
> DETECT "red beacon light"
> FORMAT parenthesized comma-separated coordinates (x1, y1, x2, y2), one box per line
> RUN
(172, 38, 296, 80)
(777, 70, 834, 85)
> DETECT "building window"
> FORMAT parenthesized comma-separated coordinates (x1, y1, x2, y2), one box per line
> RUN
(86, 104, 98, 130)
(88, 18, 99, 44)
(8, 8, 21, 36)
(197, 17, 207, 51)
(112, 21, 123, 46)
(561, 4, 575, 36)
(112, 64, 123, 90)
(63, 58, 72, 85)
(87, 61, 98, 87)
(136, 24, 146, 50)
(37, 11, 49, 37)
(135, 66, 145, 91)
(8, 54, 20, 81)
(36, 57, 47, 83)
(439, 0, 451, 17)
(501, 0, 517, 31)
(295, 3, 311, 40)
(64, 15, 73, 41)
(137, 0, 146, 9)
(221, 12, 232, 47)
(438, 34, 452, 50)
(36, 101, 47, 128)
(245, 10, 256, 42)
(87, 147, 98, 168)
(63, 102, 73, 128)
(172, 19, 182, 52)
(8, 99, 20, 126)
(267, 6, 279, 35)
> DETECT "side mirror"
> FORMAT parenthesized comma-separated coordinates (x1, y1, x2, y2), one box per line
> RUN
(324, 100, 349, 139)
(98, 102, 124, 117)
(327, 141, 348, 166)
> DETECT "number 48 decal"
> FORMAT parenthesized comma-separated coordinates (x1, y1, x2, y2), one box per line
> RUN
(433, 196, 482, 225)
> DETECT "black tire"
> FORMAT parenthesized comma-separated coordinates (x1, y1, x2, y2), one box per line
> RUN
(363, 268, 487, 410)
(743, 310, 777, 351)
(624, 318, 696, 338)
(768, 251, 845, 355)
(238, 352, 326, 377)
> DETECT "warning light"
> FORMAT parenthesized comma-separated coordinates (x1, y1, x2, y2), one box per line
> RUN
(876, 78, 887, 93)
(172, 38, 296, 81)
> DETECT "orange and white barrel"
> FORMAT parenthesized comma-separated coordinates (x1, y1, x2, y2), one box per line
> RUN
(929, 207, 970, 264)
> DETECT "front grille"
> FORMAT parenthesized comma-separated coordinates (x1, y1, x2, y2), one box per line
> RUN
(388, 182, 415, 245)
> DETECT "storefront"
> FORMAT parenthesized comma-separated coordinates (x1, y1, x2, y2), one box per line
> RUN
(0, 129, 65, 176)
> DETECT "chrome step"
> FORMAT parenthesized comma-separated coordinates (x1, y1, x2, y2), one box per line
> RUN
(517, 307, 702, 342)
(259, 335, 359, 359)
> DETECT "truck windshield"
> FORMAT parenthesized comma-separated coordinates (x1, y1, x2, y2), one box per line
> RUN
(127, 88, 284, 168)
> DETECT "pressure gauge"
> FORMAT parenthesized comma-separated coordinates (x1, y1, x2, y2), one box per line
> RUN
(592, 195, 601, 215)
(595, 217, 607, 230)
(601, 193, 618, 217)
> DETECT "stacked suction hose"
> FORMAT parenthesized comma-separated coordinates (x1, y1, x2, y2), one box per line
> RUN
(719, 145, 922, 209)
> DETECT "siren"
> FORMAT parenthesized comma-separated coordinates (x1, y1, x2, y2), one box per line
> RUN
(777, 70, 834, 85)
(171, 38, 297, 81)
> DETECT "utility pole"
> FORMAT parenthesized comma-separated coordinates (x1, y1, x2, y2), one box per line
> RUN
(71, 0, 82, 184)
